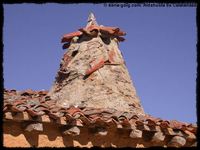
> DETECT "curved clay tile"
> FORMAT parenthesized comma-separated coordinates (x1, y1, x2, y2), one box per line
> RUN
(79, 25, 126, 37)
(114, 30, 126, 36)
(78, 28, 99, 37)
(99, 27, 116, 35)
(112, 27, 126, 36)
(99, 26, 126, 36)
(26, 109, 40, 117)
(160, 120, 170, 128)
(78, 28, 90, 35)
(10, 105, 24, 112)
(116, 36, 125, 42)
(67, 107, 82, 116)
(38, 91, 48, 95)
(169, 120, 187, 130)
(62, 25, 126, 44)
(61, 31, 83, 43)
(86, 25, 100, 31)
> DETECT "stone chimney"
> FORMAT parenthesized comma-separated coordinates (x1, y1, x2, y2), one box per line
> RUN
(48, 13, 144, 115)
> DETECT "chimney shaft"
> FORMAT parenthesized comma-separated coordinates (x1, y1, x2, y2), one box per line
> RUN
(48, 13, 144, 115)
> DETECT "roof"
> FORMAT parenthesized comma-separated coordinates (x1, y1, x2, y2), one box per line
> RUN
(3, 89, 197, 147)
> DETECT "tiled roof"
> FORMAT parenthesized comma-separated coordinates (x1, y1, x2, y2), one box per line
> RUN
(3, 89, 197, 147)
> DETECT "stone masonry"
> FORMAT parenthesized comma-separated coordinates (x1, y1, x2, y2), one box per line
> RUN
(48, 13, 144, 115)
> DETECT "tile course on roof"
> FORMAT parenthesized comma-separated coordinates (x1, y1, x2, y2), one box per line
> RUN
(3, 89, 197, 147)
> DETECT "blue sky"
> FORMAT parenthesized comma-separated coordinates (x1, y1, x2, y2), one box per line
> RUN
(3, 4, 197, 123)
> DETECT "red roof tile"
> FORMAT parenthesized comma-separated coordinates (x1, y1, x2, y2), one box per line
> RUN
(3, 89, 197, 147)
(61, 25, 126, 46)
(61, 31, 83, 43)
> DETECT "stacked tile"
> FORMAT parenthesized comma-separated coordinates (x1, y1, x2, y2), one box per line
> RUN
(3, 89, 197, 147)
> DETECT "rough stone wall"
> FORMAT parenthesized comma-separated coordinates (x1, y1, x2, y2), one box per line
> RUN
(48, 32, 144, 115)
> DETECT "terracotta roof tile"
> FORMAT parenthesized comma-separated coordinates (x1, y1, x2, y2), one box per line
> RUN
(3, 89, 197, 147)
(61, 25, 126, 46)
(61, 31, 83, 43)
